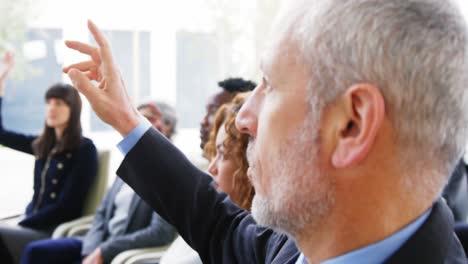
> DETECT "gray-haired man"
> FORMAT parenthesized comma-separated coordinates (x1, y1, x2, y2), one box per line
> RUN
(65, 0, 468, 262)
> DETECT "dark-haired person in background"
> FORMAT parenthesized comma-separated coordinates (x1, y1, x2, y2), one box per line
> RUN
(0, 52, 98, 264)
(199, 78, 256, 150)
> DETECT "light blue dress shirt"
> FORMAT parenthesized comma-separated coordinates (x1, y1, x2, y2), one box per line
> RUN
(295, 209, 431, 264)
(117, 118, 152, 156)
(118, 120, 433, 264)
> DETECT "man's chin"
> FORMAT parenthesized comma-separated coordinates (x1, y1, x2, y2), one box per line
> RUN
(251, 195, 286, 234)
(251, 193, 305, 237)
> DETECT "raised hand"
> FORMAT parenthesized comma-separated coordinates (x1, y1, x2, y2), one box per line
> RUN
(64, 20, 141, 136)
(0, 51, 15, 96)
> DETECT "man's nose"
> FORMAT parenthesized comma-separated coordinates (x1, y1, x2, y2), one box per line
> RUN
(208, 159, 217, 176)
(236, 88, 260, 137)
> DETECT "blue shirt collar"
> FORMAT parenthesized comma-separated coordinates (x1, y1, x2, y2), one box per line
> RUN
(296, 208, 432, 264)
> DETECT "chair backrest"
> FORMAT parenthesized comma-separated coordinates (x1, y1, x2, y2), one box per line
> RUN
(82, 149, 111, 215)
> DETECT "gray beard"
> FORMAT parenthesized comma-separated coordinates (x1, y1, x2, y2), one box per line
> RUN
(249, 104, 335, 238)
(251, 168, 334, 238)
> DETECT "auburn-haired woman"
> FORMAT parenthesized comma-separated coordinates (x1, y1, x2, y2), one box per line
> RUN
(204, 92, 254, 210)
(0, 52, 98, 264)
(160, 92, 254, 264)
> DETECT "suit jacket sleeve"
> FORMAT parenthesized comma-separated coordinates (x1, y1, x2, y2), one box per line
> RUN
(0, 97, 36, 155)
(117, 128, 289, 263)
(99, 212, 177, 263)
(19, 139, 98, 228)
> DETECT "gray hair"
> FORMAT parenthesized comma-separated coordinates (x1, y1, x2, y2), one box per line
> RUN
(154, 101, 178, 138)
(277, 0, 468, 193)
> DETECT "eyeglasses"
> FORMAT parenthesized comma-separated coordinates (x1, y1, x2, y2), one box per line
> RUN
(163, 118, 173, 126)
(142, 113, 159, 123)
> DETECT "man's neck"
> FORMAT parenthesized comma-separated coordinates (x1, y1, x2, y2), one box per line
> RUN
(296, 184, 433, 263)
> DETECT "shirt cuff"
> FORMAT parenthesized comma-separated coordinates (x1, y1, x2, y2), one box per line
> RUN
(117, 118, 152, 156)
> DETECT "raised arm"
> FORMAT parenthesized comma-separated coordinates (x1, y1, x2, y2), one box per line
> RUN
(0, 51, 15, 96)
(0, 52, 36, 154)
(64, 21, 292, 263)
(117, 128, 294, 263)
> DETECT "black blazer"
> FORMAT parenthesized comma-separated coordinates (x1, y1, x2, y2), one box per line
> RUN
(81, 177, 176, 263)
(443, 159, 468, 222)
(0, 97, 98, 230)
(117, 128, 467, 263)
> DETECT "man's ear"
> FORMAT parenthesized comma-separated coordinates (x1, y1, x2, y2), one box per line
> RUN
(331, 84, 385, 168)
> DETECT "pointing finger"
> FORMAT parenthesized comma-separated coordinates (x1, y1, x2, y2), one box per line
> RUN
(87, 20, 115, 66)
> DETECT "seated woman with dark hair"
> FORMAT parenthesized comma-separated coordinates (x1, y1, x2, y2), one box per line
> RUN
(159, 92, 254, 264)
(0, 52, 98, 264)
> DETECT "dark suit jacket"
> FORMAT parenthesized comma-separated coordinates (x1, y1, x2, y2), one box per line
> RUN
(81, 177, 176, 263)
(443, 159, 468, 222)
(0, 97, 98, 230)
(117, 128, 467, 263)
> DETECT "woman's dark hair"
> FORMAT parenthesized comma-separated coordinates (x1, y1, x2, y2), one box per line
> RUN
(218, 78, 256, 93)
(33, 83, 82, 159)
